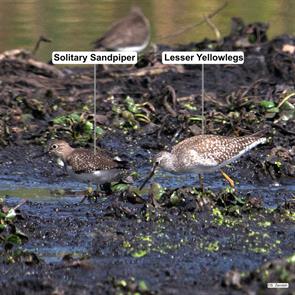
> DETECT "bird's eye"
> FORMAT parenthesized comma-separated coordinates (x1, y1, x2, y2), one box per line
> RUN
(52, 144, 58, 149)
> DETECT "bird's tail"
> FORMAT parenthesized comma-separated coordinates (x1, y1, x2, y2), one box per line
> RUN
(244, 127, 270, 144)
(114, 156, 130, 169)
(250, 128, 270, 138)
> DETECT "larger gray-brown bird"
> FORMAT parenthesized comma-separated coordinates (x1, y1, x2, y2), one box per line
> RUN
(140, 132, 267, 191)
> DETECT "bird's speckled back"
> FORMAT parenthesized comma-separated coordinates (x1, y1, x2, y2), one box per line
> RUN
(172, 134, 266, 165)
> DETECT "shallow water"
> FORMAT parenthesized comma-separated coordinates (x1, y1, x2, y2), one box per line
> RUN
(1, 168, 294, 207)
(0, 0, 294, 61)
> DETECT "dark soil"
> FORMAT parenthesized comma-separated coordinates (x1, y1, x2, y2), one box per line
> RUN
(0, 20, 294, 294)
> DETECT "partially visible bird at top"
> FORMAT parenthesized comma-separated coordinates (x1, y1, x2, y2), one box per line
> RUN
(93, 6, 150, 52)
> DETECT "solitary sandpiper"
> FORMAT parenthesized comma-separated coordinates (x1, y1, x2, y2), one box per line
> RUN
(48, 140, 129, 195)
(140, 132, 267, 191)
(93, 6, 150, 52)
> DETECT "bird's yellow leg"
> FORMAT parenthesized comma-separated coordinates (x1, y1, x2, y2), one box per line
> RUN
(199, 174, 205, 193)
(80, 185, 94, 203)
(220, 169, 235, 188)
(87, 186, 94, 195)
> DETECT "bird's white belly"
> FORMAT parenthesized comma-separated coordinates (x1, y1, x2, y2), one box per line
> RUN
(176, 150, 219, 174)
(66, 166, 121, 185)
(117, 38, 150, 53)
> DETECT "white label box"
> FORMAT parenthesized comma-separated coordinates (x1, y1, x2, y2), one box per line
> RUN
(162, 51, 244, 64)
(52, 51, 138, 64)
(267, 283, 289, 288)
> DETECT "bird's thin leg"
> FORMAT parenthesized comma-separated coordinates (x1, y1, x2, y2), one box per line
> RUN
(80, 195, 87, 204)
(220, 169, 235, 188)
(87, 185, 94, 195)
(100, 183, 112, 196)
(199, 174, 205, 192)
(80, 184, 94, 203)
(93, 184, 101, 198)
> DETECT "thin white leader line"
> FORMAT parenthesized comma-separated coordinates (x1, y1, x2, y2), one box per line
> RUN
(201, 63, 205, 135)
(93, 64, 97, 155)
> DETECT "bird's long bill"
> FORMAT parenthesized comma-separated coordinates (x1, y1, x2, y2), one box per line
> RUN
(32, 150, 49, 159)
(139, 162, 158, 190)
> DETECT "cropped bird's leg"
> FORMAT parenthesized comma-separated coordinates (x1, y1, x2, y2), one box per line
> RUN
(220, 169, 235, 188)
(100, 183, 112, 196)
(80, 184, 94, 203)
(91, 183, 105, 199)
(199, 174, 205, 192)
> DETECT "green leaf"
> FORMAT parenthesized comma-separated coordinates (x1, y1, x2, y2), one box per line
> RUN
(95, 126, 104, 136)
(170, 191, 182, 206)
(15, 228, 28, 240)
(138, 280, 149, 292)
(267, 107, 280, 113)
(52, 115, 67, 125)
(151, 183, 165, 201)
(183, 103, 197, 111)
(259, 100, 275, 109)
(83, 121, 93, 134)
(53, 112, 81, 126)
(188, 115, 203, 122)
(0, 211, 6, 219)
(281, 101, 295, 110)
(111, 183, 129, 192)
(6, 234, 22, 245)
(68, 112, 80, 122)
(125, 96, 140, 113)
(5, 208, 16, 220)
(134, 113, 150, 123)
(131, 249, 148, 258)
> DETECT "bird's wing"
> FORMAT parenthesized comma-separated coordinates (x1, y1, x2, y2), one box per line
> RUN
(173, 135, 264, 165)
(93, 13, 149, 49)
(67, 149, 128, 174)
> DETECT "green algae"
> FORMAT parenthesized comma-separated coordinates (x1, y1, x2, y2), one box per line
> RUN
(204, 241, 220, 252)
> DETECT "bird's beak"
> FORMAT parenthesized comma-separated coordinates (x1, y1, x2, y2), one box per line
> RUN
(32, 150, 49, 159)
(139, 162, 158, 190)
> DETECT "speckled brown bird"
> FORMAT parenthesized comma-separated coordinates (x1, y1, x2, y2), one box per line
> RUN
(93, 6, 150, 52)
(140, 132, 267, 191)
(48, 140, 129, 186)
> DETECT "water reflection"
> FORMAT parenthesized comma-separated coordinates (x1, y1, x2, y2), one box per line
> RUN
(0, 0, 294, 61)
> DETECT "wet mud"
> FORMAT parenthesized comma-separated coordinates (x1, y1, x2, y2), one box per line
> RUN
(0, 20, 294, 294)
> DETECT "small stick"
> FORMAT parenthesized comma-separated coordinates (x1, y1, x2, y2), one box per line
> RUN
(163, 85, 177, 117)
(13, 199, 27, 211)
(277, 92, 295, 108)
(204, 15, 221, 41)
(32, 35, 51, 56)
(158, 1, 228, 41)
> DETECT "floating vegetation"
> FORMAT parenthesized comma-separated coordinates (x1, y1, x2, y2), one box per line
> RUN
(112, 96, 155, 131)
(52, 111, 104, 143)
(259, 92, 295, 122)
(113, 277, 150, 294)
(0, 198, 28, 262)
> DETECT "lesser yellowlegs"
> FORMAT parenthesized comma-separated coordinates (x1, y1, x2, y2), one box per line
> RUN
(140, 132, 267, 191)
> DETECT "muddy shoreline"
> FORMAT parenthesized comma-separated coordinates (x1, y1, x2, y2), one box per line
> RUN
(0, 21, 294, 294)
